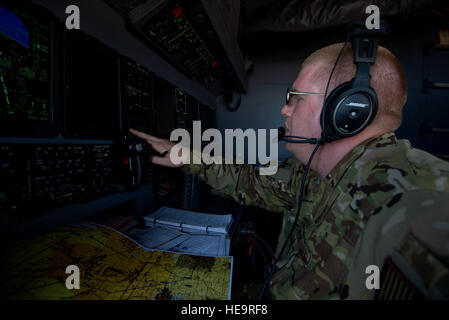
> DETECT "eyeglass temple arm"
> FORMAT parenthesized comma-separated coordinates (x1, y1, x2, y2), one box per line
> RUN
(289, 91, 325, 95)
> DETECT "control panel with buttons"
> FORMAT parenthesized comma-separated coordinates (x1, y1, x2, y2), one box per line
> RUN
(0, 143, 114, 228)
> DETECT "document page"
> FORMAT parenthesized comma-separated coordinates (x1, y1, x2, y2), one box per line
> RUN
(126, 225, 231, 257)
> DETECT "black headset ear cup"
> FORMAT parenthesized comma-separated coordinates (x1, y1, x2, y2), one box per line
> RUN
(320, 81, 352, 136)
(321, 82, 378, 141)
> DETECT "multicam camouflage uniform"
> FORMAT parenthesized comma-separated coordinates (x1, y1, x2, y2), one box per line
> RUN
(183, 132, 449, 299)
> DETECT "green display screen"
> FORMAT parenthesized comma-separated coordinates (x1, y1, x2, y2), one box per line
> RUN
(0, 5, 51, 122)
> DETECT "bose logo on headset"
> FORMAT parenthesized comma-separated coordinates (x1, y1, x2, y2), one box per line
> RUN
(346, 102, 368, 108)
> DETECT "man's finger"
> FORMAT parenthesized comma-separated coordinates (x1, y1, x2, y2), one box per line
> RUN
(150, 155, 175, 167)
(129, 128, 162, 142)
(149, 143, 170, 154)
(149, 155, 161, 165)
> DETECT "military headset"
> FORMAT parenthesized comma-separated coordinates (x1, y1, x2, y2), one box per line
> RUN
(278, 20, 390, 144)
(260, 21, 390, 300)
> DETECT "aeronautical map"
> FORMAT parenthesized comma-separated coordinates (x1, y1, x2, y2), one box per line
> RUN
(0, 223, 233, 300)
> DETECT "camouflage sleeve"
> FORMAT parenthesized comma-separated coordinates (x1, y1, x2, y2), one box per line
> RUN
(181, 157, 301, 213)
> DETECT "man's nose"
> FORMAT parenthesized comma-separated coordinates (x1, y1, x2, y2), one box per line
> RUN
(281, 103, 291, 117)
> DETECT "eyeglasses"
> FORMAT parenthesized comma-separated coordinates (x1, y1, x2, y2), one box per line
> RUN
(286, 88, 325, 105)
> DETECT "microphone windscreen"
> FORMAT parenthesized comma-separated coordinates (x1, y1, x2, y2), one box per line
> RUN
(278, 127, 285, 141)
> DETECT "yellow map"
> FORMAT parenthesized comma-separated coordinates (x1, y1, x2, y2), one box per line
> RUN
(0, 223, 233, 300)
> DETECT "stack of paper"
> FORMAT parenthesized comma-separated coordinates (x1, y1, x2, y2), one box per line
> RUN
(126, 206, 233, 257)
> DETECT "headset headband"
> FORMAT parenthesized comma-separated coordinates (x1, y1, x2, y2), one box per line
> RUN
(348, 21, 390, 88)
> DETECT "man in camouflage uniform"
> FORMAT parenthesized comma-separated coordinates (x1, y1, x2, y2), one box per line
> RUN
(130, 43, 449, 299)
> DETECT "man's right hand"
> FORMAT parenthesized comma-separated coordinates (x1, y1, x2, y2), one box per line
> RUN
(129, 128, 185, 168)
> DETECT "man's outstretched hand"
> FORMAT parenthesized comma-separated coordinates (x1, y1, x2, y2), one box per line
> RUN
(129, 128, 185, 168)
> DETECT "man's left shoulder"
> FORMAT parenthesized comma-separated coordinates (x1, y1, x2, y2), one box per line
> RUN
(357, 136, 449, 192)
